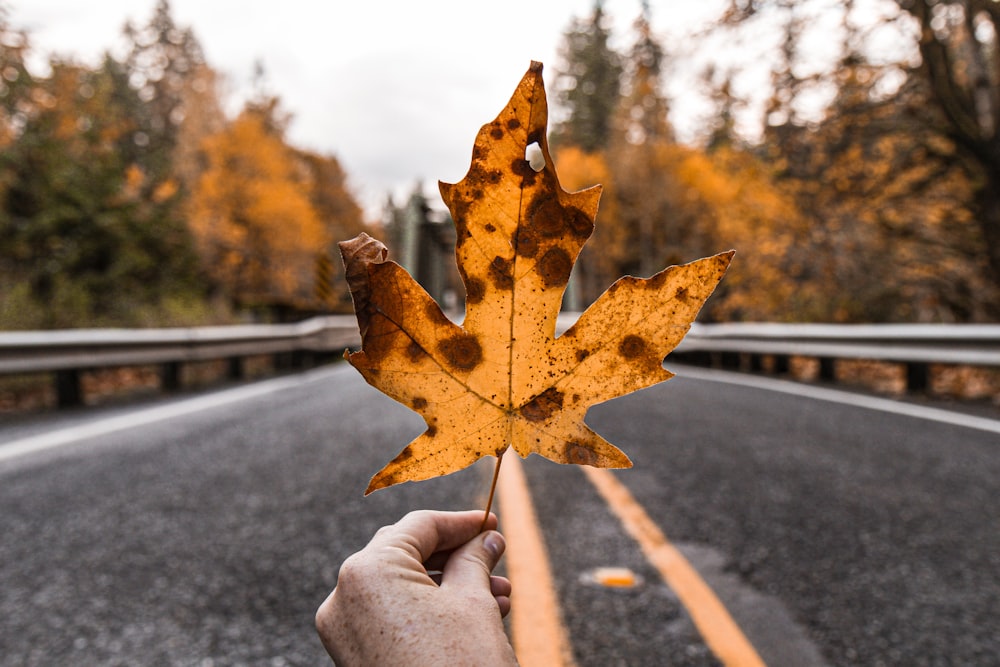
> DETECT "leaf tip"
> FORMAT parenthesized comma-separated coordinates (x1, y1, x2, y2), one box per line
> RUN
(364, 473, 391, 495)
(338, 232, 389, 337)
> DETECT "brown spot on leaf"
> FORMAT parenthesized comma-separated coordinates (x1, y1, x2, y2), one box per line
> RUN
(489, 256, 514, 290)
(507, 118, 522, 130)
(466, 163, 502, 187)
(565, 442, 597, 466)
(411, 396, 428, 410)
(484, 223, 496, 233)
(519, 387, 564, 422)
(527, 128, 542, 144)
(619, 335, 647, 359)
(576, 349, 590, 362)
(406, 340, 424, 362)
(537, 247, 572, 288)
(514, 228, 539, 258)
(452, 205, 471, 244)
(675, 286, 689, 300)
(465, 276, 486, 304)
(511, 158, 537, 186)
(565, 206, 594, 239)
(426, 424, 438, 437)
(528, 195, 563, 237)
(438, 333, 483, 371)
(490, 123, 504, 140)
(425, 301, 451, 326)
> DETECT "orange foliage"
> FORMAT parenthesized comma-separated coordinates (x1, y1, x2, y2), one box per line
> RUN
(557, 138, 801, 321)
(671, 145, 802, 320)
(188, 109, 328, 307)
(554, 146, 624, 304)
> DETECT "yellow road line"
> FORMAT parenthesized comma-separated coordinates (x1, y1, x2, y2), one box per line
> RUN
(583, 466, 767, 667)
(497, 453, 577, 667)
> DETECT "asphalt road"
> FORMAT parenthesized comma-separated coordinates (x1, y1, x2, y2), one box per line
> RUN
(1, 362, 997, 666)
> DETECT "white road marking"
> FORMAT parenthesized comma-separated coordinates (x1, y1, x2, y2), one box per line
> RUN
(0, 364, 350, 463)
(674, 365, 1000, 436)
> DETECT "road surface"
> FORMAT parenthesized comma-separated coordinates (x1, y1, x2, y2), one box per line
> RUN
(1, 362, 997, 666)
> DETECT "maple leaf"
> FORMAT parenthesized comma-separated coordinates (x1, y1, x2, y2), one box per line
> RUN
(339, 62, 733, 495)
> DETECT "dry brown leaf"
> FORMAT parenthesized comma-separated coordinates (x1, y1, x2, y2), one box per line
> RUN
(340, 62, 733, 495)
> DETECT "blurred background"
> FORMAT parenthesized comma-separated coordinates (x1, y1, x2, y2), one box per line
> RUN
(2, 0, 998, 330)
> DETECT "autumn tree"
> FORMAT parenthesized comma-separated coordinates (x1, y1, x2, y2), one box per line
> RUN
(895, 0, 1000, 315)
(604, 5, 692, 280)
(121, 0, 207, 184)
(552, 0, 623, 152)
(187, 94, 363, 315)
(765, 51, 987, 321)
(296, 148, 366, 241)
(554, 146, 620, 302)
(0, 3, 31, 148)
(118, 0, 222, 287)
(1, 0, 364, 327)
(697, 0, 999, 321)
(552, 3, 784, 320)
(0, 57, 203, 327)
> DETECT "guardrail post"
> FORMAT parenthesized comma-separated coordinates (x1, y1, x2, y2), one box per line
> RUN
(773, 355, 790, 375)
(906, 362, 930, 393)
(161, 362, 182, 392)
(819, 357, 836, 382)
(228, 357, 244, 381)
(720, 352, 741, 370)
(55, 369, 83, 408)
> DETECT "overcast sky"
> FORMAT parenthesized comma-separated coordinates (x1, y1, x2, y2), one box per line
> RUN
(9, 0, 729, 219)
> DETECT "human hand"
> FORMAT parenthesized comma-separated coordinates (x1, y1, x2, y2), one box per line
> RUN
(315, 510, 517, 666)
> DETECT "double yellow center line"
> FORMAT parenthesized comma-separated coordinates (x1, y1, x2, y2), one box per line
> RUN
(498, 454, 767, 667)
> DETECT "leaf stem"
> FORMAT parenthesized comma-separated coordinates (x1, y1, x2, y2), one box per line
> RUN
(480, 449, 505, 532)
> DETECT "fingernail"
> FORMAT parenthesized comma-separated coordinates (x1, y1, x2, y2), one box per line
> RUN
(483, 531, 505, 559)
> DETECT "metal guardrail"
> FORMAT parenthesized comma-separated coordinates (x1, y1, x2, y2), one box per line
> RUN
(673, 321, 1000, 392)
(3, 315, 999, 408)
(0, 316, 361, 407)
(678, 322, 1000, 365)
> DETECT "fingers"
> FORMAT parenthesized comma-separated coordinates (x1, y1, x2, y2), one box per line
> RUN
(441, 529, 506, 592)
(491, 575, 512, 618)
(490, 575, 512, 598)
(373, 510, 499, 564)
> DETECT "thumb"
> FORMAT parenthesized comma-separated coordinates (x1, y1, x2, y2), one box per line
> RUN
(441, 530, 505, 591)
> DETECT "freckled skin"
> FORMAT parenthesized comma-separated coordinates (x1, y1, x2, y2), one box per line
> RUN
(315, 511, 517, 666)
